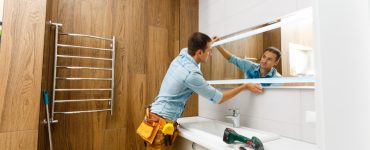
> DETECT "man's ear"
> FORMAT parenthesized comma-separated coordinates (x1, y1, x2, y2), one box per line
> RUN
(274, 59, 280, 66)
(195, 49, 203, 56)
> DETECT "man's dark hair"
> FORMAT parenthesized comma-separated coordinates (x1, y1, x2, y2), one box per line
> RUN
(188, 32, 212, 56)
(263, 47, 281, 61)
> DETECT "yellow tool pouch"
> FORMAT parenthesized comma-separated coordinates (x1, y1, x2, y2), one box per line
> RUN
(136, 107, 159, 144)
(136, 121, 159, 144)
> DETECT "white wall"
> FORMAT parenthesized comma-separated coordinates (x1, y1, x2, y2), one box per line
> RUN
(199, 88, 316, 143)
(0, 0, 3, 22)
(313, 0, 370, 149)
(199, 0, 313, 37)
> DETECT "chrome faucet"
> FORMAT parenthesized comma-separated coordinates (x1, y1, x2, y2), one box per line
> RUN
(225, 108, 240, 128)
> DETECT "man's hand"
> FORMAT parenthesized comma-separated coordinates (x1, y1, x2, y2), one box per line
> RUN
(244, 83, 263, 94)
(211, 36, 232, 60)
(211, 36, 222, 50)
(211, 36, 220, 42)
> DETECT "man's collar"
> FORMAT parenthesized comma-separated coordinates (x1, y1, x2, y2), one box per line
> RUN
(255, 64, 275, 77)
(180, 48, 199, 67)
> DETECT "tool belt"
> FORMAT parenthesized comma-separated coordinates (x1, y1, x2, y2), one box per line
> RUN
(136, 107, 178, 145)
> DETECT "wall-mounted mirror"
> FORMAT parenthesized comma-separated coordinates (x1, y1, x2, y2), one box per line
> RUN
(202, 8, 314, 87)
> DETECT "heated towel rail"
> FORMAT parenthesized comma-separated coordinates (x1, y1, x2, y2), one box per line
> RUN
(49, 22, 115, 123)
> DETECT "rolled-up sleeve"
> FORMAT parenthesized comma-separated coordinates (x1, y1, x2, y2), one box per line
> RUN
(184, 72, 223, 103)
(228, 55, 254, 72)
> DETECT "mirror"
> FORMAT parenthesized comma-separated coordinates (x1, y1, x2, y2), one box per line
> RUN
(202, 8, 314, 87)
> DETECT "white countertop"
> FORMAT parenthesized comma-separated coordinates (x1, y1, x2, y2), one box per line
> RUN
(262, 137, 317, 150)
(207, 76, 315, 85)
(218, 86, 315, 89)
(177, 116, 317, 150)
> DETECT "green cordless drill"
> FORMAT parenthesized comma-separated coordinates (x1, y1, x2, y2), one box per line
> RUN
(223, 128, 264, 150)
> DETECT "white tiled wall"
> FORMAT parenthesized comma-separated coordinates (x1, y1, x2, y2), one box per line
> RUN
(199, 88, 316, 143)
(199, 0, 313, 37)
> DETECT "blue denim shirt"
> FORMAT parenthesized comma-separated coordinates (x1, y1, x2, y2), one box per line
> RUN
(150, 48, 223, 121)
(229, 55, 281, 86)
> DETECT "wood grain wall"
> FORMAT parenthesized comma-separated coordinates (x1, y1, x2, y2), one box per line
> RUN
(38, 0, 198, 150)
(0, 0, 48, 149)
(179, 0, 199, 118)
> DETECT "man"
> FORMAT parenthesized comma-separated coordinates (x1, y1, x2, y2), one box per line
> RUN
(215, 45, 281, 86)
(138, 32, 262, 149)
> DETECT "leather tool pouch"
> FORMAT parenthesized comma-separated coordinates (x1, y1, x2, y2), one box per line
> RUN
(171, 129, 178, 143)
(136, 107, 159, 144)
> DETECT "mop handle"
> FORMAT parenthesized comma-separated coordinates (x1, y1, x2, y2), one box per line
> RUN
(42, 90, 49, 105)
(42, 89, 53, 150)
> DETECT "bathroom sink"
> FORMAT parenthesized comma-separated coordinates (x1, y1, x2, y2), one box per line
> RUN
(177, 117, 280, 150)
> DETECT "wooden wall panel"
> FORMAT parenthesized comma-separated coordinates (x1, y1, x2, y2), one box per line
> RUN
(172, 0, 180, 58)
(0, 0, 47, 132)
(126, 74, 147, 150)
(125, 0, 148, 75)
(0, 130, 38, 150)
(0, 0, 47, 149)
(54, 114, 107, 150)
(105, 0, 128, 130)
(37, 0, 58, 148)
(179, 0, 199, 117)
(148, 0, 171, 28)
(147, 26, 170, 103)
(179, 0, 198, 49)
(148, 0, 180, 60)
(102, 128, 126, 150)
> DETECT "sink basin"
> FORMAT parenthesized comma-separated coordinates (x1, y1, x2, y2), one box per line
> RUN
(177, 117, 280, 150)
